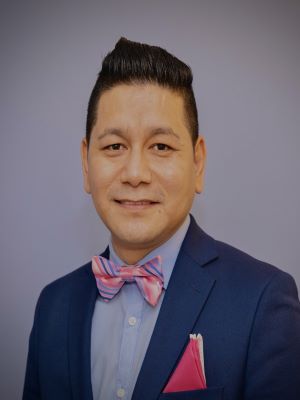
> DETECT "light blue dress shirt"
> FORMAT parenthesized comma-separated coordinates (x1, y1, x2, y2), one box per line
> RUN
(91, 216, 190, 400)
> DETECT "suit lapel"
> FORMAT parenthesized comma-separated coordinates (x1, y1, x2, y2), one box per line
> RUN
(68, 249, 109, 400)
(132, 217, 219, 400)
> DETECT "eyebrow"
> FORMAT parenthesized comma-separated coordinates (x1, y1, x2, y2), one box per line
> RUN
(96, 127, 181, 141)
(150, 127, 181, 140)
(96, 128, 124, 141)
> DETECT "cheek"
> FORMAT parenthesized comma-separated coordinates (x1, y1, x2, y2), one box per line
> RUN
(155, 160, 195, 193)
(89, 159, 119, 190)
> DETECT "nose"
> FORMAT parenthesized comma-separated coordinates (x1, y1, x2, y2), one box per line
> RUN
(120, 147, 152, 187)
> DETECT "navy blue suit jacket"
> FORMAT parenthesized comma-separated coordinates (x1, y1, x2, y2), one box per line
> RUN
(23, 216, 300, 399)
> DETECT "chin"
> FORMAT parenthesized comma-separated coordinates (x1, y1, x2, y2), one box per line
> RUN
(112, 224, 165, 249)
(119, 231, 157, 247)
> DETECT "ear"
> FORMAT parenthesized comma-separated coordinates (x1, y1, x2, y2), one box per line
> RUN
(193, 135, 206, 194)
(80, 138, 91, 194)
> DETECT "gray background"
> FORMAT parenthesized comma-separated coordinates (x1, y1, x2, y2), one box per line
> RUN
(1, 0, 299, 398)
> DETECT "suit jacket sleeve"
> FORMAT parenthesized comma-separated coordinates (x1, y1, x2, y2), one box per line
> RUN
(244, 270, 300, 400)
(23, 292, 42, 400)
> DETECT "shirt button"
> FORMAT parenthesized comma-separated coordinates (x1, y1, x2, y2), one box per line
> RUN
(128, 316, 137, 326)
(117, 388, 125, 398)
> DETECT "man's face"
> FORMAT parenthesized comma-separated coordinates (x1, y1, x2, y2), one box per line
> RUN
(81, 83, 206, 262)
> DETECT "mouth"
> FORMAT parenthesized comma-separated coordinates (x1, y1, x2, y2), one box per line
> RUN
(114, 199, 159, 209)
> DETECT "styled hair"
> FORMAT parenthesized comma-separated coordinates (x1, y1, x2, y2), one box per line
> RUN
(86, 37, 198, 145)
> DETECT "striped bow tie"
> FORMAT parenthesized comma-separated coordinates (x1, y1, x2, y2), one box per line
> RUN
(92, 255, 164, 307)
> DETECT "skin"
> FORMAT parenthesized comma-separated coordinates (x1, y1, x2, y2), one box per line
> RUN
(81, 83, 206, 264)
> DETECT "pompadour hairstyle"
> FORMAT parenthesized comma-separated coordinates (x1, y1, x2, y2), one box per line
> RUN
(86, 37, 199, 145)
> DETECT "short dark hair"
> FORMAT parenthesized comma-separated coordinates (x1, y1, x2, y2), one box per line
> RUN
(86, 37, 198, 146)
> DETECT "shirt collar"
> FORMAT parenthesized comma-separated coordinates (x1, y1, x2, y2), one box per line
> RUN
(109, 215, 191, 289)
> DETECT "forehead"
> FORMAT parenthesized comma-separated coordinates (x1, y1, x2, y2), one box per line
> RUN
(96, 83, 187, 130)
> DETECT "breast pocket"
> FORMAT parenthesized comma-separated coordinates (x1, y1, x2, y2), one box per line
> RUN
(158, 387, 224, 400)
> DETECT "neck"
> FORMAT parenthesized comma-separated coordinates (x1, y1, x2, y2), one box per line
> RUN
(110, 215, 190, 264)
(111, 242, 160, 265)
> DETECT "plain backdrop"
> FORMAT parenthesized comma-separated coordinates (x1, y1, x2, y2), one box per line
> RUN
(1, 0, 299, 398)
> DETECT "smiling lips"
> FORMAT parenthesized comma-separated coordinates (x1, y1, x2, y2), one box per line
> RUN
(115, 199, 159, 208)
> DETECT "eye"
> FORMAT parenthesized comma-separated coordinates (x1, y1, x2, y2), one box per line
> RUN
(103, 143, 126, 152)
(152, 143, 172, 151)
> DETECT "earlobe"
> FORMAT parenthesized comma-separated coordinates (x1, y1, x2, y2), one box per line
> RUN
(194, 135, 206, 194)
(80, 138, 91, 194)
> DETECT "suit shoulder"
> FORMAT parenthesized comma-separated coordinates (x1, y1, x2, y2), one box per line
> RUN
(38, 260, 92, 303)
(214, 239, 293, 285)
(185, 217, 294, 288)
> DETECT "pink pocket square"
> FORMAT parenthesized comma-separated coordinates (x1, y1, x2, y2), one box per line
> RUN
(163, 334, 207, 393)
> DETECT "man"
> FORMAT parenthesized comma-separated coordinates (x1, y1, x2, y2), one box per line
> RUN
(23, 38, 300, 400)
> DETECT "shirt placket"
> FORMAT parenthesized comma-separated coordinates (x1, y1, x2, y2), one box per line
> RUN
(115, 283, 143, 400)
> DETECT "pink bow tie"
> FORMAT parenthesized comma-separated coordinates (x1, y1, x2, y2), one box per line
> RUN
(92, 255, 164, 307)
